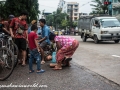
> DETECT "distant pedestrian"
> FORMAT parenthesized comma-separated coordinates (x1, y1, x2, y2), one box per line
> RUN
(28, 25, 45, 73)
(28, 20, 37, 34)
(49, 33, 79, 70)
(28, 20, 41, 35)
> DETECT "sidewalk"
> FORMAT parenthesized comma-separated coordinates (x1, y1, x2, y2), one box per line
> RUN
(0, 61, 120, 90)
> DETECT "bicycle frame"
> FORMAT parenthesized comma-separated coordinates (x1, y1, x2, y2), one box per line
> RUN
(0, 34, 14, 68)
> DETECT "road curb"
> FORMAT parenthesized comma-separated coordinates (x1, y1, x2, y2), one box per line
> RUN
(71, 61, 120, 90)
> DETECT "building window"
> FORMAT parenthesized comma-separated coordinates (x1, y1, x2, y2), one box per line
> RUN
(67, 9, 70, 12)
(74, 5, 78, 7)
(74, 17, 77, 20)
(113, 0, 118, 3)
(74, 13, 78, 16)
(113, 8, 119, 15)
(74, 9, 78, 12)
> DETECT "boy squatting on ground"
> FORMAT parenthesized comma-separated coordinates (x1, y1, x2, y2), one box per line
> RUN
(28, 25, 45, 73)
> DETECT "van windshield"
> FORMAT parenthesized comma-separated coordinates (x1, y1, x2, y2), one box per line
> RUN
(100, 18, 120, 28)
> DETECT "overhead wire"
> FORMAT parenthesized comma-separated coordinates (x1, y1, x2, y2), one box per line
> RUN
(40, 0, 92, 9)
(39, 1, 93, 13)
(39, 4, 57, 9)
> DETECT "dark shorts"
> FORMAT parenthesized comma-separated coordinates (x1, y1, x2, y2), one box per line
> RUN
(15, 38, 27, 50)
(40, 41, 48, 49)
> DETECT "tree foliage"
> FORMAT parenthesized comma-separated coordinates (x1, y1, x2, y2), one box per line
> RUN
(0, 0, 40, 23)
(46, 9, 77, 30)
(90, 0, 108, 14)
(61, 20, 68, 28)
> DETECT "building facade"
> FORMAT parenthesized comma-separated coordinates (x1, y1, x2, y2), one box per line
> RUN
(58, 0, 79, 21)
(112, 0, 120, 17)
(66, 2, 79, 21)
(101, 0, 120, 19)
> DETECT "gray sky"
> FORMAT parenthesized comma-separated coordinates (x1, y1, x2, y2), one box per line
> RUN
(39, 0, 94, 14)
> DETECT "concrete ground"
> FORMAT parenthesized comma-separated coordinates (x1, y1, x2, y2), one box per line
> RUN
(0, 36, 120, 90)
(72, 36, 120, 85)
(0, 62, 120, 90)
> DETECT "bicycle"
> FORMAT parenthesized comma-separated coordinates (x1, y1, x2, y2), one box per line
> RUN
(0, 47, 14, 81)
(0, 33, 18, 81)
(0, 33, 19, 67)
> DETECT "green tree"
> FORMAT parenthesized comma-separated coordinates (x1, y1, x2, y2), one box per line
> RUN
(46, 9, 69, 30)
(46, 14, 54, 26)
(72, 22, 77, 28)
(1, 0, 40, 23)
(61, 20, 68, 28)
(0, 1, 6, 19)
(90, 0, 108, 14)
(89, 11, 97, 15)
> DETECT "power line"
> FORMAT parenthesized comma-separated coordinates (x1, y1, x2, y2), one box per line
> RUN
(80, 1, 91, 8)
(39, 4, 57, 9)
(40, 1, 92, 9)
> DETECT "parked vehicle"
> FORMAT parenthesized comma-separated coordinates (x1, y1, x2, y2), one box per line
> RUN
(74, 27, 79, 35)
(78, 15, 120, 43)
(53, 31, 63, 35)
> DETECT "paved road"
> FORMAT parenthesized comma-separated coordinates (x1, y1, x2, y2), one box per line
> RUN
(72, 36, 120, 85)
(0, 36, 120, 90)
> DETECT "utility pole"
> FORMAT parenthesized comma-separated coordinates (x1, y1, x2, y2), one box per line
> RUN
(54, 15, 56, 30)
(65, 16, 67, 31)
(42, 9, 45, 19)
(104, 0, 111, 14)
(70, 5, 73, 33)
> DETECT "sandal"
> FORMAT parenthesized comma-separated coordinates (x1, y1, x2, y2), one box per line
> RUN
(41, 61, 45, 64)
(21, 64, 26, 67)
(50, 63, 57, 68)
(37, 69, 45, 73)
(65, 58, 72, 62)
(62, 58, 72, 66)
(53, 65, 62, 70)
(29, 70, 34, 73)
(64, 63, 71, 67)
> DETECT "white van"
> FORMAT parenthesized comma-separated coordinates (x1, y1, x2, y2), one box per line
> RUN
(78, 15, 120, 43)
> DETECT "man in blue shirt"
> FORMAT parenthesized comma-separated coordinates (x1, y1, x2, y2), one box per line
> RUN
(39, 19, 50, 64)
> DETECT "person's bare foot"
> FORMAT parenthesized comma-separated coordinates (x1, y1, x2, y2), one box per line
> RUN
(22, 60, 26, 66)
(41, 60, 45, 64)
(50, 63, 57, 68)
(53, 65, 62, 70)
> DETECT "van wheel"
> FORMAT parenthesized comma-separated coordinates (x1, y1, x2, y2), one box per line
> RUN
(94, 35, 99, 44)
(82, 35, 87, 42)
(114, 40, 119, 43)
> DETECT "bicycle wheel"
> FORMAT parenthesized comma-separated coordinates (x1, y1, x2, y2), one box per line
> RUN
(13, 43, 19, 67)
(0, 47, 14, 81)
(9, 40, 19, 67)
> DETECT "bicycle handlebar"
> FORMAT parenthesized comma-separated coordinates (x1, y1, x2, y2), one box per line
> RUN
(0, 33, 10, 39)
